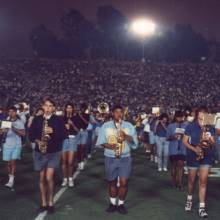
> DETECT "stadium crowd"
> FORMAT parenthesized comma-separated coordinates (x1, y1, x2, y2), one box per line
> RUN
(0, 59, 220, 114)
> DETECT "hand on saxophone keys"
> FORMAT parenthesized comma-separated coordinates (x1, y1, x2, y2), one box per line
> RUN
(45, 127, 53, 135)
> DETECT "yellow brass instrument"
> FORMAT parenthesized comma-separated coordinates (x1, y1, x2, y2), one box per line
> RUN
(97, 102, 109, 114)
(39, 118, 50, 154)
(115, 120, 125, 158)
(196, 113, 214, 161)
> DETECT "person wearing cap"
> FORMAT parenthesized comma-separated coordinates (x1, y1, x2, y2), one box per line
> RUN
(96, 104, 138, 215)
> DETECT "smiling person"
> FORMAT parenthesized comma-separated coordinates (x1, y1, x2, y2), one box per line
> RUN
(29, 99, 66, 214)
(183, 107, 215, 218)
(1, 106, 25, 189)
(96, 104, 138, 215)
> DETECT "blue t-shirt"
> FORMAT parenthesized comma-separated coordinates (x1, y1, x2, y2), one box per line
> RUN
(3, 119, 25, 148)
(185, 122, 215, 164)
(96, 120, 138, 158)
(156, 122, 168, 138)
(167, 122, 188, 156)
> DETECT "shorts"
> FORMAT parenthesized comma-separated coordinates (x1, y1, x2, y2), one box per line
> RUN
(149, 131, 156, 145)
(62, 137, 78, 152)
(142, 131, 149, 143)
(33, 151, 61, 172)
(186, 153, 213, 169)
(77, 130, 88, 145)
(169, 155, 186, 162)
(3, 146, 22, 161)
(105, 157, 132, 181)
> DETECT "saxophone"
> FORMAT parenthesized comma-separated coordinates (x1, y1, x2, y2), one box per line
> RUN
(196, 125, 212, 161)
(39, 118, 50, 154)
(115, 120, 125, 159)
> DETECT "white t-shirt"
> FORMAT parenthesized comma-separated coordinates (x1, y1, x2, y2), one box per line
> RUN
(3, 119, 25, 148)
(215, 118, 220, 129)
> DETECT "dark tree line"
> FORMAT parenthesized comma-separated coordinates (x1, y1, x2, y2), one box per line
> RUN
(30, 5, 219, 62)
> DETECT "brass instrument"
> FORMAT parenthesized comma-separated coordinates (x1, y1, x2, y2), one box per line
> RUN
(115, 120, 125, 158)
(97, 102, 109, 122)
(97, 102, 109, 114)
(39, 118, 50, 154)
(196, 113, 214, 161)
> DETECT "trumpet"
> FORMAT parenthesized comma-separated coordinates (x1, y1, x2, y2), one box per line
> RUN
(39, 118, 50, 154)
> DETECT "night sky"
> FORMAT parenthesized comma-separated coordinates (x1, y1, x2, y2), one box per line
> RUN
(0, 0, 219, 57)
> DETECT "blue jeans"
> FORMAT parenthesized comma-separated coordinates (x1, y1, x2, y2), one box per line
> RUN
(156, 136, 169, 169)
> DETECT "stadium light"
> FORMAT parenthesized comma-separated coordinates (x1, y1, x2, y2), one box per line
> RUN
(131, 18, 156, 37)
(130, 18, 156, 62)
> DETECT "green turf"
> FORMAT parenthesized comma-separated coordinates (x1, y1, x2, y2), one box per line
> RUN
(0, 148, 220, 220)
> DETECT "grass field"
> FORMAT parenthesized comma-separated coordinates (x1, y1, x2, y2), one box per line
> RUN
(0, 147, 220, 220)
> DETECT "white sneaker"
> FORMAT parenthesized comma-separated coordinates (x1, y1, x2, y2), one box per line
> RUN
(81, 162, 85, 170)
(154, 156, 158, 163)
(61, 178, 68, 187)
(185, 200, 193, 212)
(199, 208, 208, 218)
(163, 168, 168, 172)
(78, 163, 82, 170)
(5, 181, 14, 188)
(68, 178, 74, 187)
(158, 168, 162, 172)
(88, 154, 92, 159)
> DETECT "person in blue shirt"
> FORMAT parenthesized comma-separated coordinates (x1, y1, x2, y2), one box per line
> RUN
(155, 113, 169, 172)
(183, 107, 215, 218)
(96, 105, 138, 215)
(0, 106, 25, 189)
(167, 111, 187, 190)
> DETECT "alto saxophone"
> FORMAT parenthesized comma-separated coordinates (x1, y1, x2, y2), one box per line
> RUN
(39, 118, 50, 154)
(196, 126, 212, 161)
(115, 120, 125, 159)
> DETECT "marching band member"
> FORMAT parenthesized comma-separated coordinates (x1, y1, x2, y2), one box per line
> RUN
(96, 105, 138, 215)
(61, 103, 78, 187)
(155, 113, 169, 172)
(75, 103, 90, 171)
(167, 111, 187, 190)
(148, 114, 158, 163)
(183, 107, 215, 218)
(29, 99, 66, 214)
(1, 106, 25, 188)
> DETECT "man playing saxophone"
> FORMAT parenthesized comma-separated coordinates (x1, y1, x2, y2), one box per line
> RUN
(29, 99, 66, 214)
(96, 104, 138, 215)
(183, 107, 215, 218)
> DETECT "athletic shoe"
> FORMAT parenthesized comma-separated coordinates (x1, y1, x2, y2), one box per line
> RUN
(37, 206, 47, 213)
(185, 200, 193, 211)
(81, 162, 85, 170)
(5, 181, 14, 188)
(61, 179, 68, 187)
(47, 206, 55, 214)
(198, 208, 208, 218)
(163, 168, 168, 172)
(68, 178, 74, 187)
(106, 204, 117, 213)
(158, 168, 162, 172)
(88, 154, 92, 159)
(118, 205, 128, 215)
(150, 155, 154, 162)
